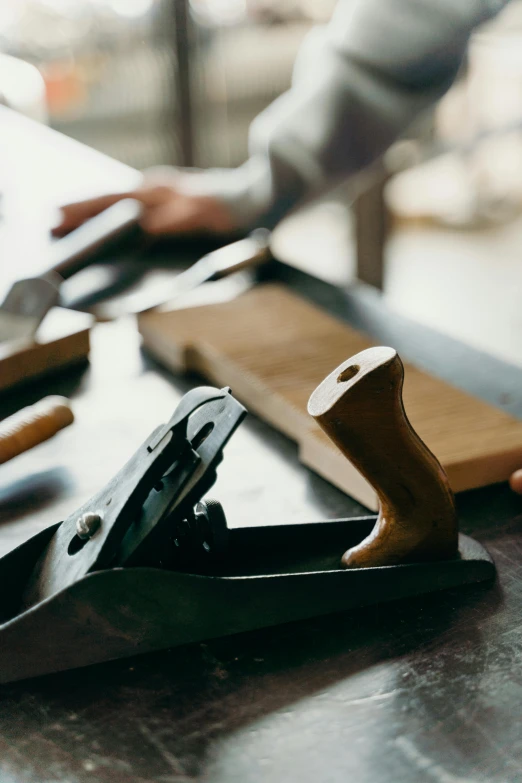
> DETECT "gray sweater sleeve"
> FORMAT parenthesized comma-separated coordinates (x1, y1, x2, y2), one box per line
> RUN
(186, 0, 508, 229)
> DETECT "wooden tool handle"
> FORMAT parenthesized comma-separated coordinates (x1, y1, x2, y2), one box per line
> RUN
(0, 396, 74, 465)
(49, 199, 142, 280)
(308, 347, 458, 568)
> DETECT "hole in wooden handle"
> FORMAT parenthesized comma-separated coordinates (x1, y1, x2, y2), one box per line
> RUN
(337, 365, 359, 383)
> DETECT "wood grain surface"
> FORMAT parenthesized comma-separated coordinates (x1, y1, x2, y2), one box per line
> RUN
(0, 308, 91, 392)
(138, 284, 522, 509)
(0, 395, 73, 464)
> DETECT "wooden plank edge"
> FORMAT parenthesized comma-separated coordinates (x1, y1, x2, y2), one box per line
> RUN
(0, 328, 91, 393)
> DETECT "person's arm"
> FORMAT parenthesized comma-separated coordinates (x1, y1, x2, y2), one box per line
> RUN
(54, 0, 508, 236)
(200, 0, 509, 229)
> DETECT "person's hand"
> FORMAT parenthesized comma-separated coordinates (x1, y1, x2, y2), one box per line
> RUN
(52, 175, 236, 238)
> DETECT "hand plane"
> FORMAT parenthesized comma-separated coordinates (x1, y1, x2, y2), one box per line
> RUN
(0, 347, 494, 683)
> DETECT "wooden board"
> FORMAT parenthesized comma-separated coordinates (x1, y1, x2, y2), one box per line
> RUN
(0, 307, 92, 393)
(138, 284, 522, 510)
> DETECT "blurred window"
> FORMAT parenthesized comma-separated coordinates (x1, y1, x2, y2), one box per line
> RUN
(0, 0, 334, 169)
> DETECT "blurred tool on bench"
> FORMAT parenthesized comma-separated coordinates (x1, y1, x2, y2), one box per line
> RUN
(0, 200, 142, 345)
(0, 195, 270, 341)
(0, 397, 73, 466)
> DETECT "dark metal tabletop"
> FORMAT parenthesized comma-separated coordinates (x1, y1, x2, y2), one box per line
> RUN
(1, 107, 522, 783)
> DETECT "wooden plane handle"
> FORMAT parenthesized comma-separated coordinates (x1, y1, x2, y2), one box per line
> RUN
(0, 396, 74, 465)
(308, 347, 458, 568)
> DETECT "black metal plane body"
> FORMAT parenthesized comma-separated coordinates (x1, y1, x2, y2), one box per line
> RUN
(22, 385, 246, 609)
(0, 515, 494, 684)
(0, 385, 496, 684)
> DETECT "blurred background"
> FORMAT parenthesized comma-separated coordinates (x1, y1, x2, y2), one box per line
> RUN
(3, 0, 522, 363)
(0, 0, 336, 168)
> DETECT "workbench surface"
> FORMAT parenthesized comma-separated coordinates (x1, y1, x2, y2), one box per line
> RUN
(1, 107, 522, 783)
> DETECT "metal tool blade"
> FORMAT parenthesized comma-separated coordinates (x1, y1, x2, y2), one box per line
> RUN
(90, 229, 271, 320)
(0, 273, 61, 344)
(20, 387, 246, 609)
(0, 199, 141, 344)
